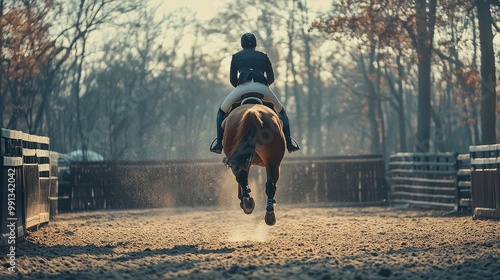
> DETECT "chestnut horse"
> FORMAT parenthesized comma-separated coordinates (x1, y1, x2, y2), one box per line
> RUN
(223, 103, 285, 226)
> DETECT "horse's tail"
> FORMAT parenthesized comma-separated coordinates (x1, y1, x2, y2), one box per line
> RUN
(225, 108, 262, 172)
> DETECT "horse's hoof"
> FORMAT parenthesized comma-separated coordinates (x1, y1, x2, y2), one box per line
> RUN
(241, 197, 255, 215)
(265, 211, 276, 226)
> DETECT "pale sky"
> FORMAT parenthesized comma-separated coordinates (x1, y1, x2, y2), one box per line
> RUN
(153, 0, 332, 20)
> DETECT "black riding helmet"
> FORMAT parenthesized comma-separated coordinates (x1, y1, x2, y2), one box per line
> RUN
(241, 33, 257, 48)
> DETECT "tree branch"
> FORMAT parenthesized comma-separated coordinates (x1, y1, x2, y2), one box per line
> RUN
(434, 48, 464, 68)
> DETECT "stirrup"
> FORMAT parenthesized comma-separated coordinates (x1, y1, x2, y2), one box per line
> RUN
(287, 138, 300, 153)
(210, 138, 222, 154)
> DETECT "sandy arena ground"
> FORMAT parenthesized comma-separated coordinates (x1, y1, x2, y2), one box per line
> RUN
(1, 205, 499, 279)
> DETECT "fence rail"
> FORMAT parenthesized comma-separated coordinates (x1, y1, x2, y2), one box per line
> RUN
(277, 155, 388, 204)
(60, 155, 388, 211)
(388, 152, 471, 211)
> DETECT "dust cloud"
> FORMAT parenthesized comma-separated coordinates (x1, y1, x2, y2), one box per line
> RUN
(227, 216, 270, 242)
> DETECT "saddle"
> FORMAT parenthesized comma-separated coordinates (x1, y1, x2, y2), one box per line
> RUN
(228, 92, 276, 115)
(221, 93, 276, 129)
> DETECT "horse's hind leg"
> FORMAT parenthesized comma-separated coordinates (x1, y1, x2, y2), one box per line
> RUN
(236, 169, 249, 197)
(265, 179, 277, 210)
(234, 168, 254, 214)
(264, 163, 279, 226)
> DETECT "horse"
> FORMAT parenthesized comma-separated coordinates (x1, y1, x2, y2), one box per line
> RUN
(222, 100, 285, 226)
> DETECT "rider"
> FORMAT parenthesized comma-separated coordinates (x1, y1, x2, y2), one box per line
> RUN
(210, 32, 300, 154)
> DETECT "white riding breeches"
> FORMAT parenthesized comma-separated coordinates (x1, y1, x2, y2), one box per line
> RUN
(220, 80, 284, 113)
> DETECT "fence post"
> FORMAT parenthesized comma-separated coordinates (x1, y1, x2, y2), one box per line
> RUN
(37, 136, 50, 224)
(456, 153, 471, 212)
(470, 144, 500, 219)
(57, 154, 71, 211)
(22, 133, 51, 229)
(49, 152, 59, 216)
(22, 133, 39, 230)
(1, 128, 25, 246)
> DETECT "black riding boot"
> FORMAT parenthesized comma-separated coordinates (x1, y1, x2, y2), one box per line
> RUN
(210, 108, 225, 154)
(278, 109, 300, 153)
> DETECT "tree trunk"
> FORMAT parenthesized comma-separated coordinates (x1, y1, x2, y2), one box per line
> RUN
(286, 1, 303, 153)
(414, 0, 437, 152)
(477, 1, 497, 144)
(72, 40, 87, 155)
(366, 45, 381, 154)
(396, 56, 408, 152)
(298, 2, 317, 155)
(0, 0, 4, 128)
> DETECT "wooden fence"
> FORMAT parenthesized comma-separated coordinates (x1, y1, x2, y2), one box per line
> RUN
(470, 144, 500, 219)
(59, 155, 388, 211)
(1, 128, 58, 246)
(277, 155, 388, 204)
(1, 129, 24, 246)
(388, 153, 471, 211)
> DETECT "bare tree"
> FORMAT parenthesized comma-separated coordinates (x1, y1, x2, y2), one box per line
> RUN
(411, 0, 437, 152)
(474, 0, 498, 144)
(0, 0, 60, 132)
(58, 0, 137, 155)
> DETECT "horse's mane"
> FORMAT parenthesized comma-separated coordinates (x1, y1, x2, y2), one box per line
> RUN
(225, 107, 263, 170)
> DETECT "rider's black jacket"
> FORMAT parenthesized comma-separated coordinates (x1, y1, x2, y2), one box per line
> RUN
(230, 48, 275, 87)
